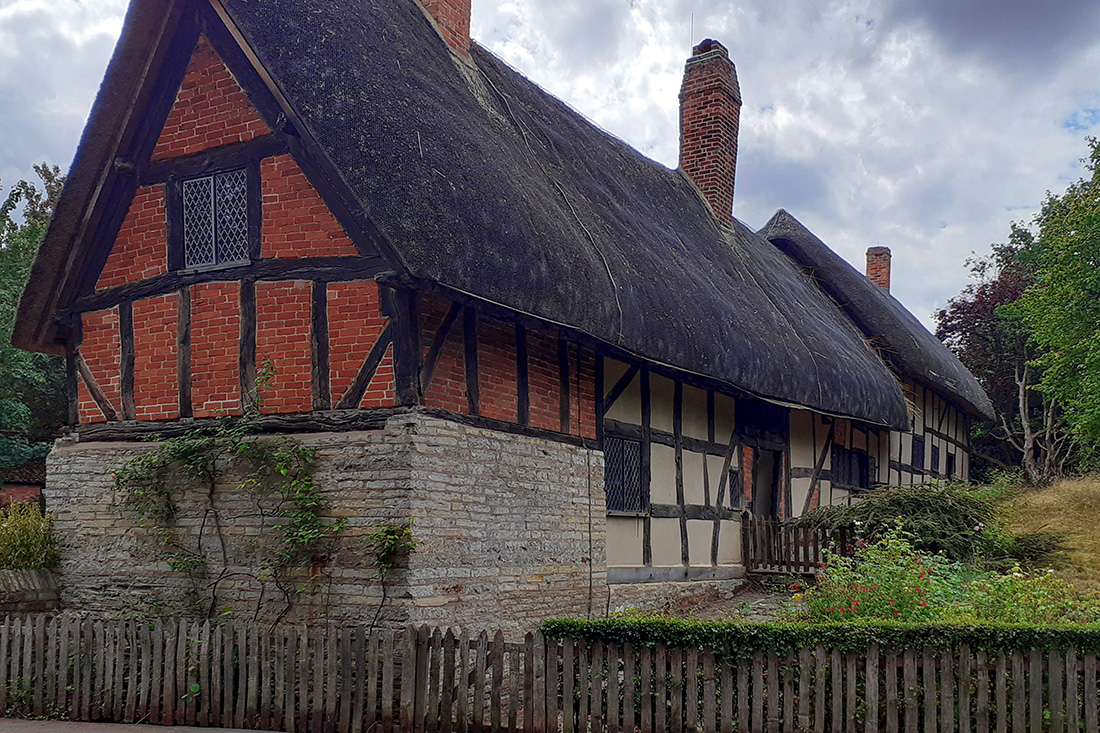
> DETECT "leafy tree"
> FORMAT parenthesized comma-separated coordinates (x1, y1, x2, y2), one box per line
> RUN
(1016, 138, 1100, 446)
(935, 228, 1075, 484)
(0, 164, 67, 477)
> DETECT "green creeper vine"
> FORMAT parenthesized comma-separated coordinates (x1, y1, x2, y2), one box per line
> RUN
(365, 520, 419, 633)
(114, 362, 347, 621)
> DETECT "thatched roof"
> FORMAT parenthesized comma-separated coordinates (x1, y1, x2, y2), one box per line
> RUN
(15, 0, 940, 430)
(760, 210, 995, 420)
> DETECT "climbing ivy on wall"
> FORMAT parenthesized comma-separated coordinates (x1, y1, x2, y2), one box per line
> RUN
(114, 412, 346, 621)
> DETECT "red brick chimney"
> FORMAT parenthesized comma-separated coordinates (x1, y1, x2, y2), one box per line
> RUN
(679, 39, 742, 222)
(419, 0, 472, 60)
(866, 246, 891, 291)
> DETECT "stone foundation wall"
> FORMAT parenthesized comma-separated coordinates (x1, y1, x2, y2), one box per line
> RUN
(0, 570, 60, 613)
(45, 412, 606, 630)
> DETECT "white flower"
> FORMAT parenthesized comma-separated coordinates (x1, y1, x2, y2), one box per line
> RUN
(1012, 572, 1022, 578)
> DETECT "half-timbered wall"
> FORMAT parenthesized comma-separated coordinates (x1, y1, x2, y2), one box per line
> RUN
(71, 27, 598, 440)
(599, 358, 743, 583)
(886, 380, 970, 486)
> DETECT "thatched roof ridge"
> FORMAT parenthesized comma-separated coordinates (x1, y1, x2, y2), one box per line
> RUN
(759, 210, 995, 420)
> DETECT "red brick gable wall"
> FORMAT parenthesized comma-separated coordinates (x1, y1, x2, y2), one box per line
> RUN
(261, 155, 359, 259)
(133, 294, 179, 421)
(97, 186, 167, 291)
(152, 35, 270, 161)
(256, 281, 313, 414)
(77, 307, 121, 424)
(190, 282, 241, 418)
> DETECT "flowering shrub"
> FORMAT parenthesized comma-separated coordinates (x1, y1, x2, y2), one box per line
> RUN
(792, 527, 1100, 625)
(0, 501, 58, 570)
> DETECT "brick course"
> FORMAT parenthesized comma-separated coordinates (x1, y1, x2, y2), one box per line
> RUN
(256, 280, 313, 414)
(327, 280, 394, 408)
(77, 307, 121, 424)
(96, 185, 167, 291)
(261, 154, 359, 259)
(152, 36, 270, 161)
(420, 294, 467, 414)
(527, 328, 560, 432)
(133, 294, 179, 421)
(190, 281, 241, 418)
(477, 319, 518, 423)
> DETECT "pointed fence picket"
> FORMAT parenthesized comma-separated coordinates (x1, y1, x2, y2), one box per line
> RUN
(1, 615, 1099, 731)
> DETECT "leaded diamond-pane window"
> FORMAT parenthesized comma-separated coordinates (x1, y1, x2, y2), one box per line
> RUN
(183, 169, 249, 269)
(604, 436, 645, 514)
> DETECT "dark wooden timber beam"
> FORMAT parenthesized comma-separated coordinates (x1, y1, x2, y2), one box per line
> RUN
(420, 302, 461, 394)
(335, 325, 393, 411)
(239, 279, 257, 411)
(463, 306, 479, 416)
(119, 301, 136, 421)
(76, 353, 118, 423)
(516, 324, 529, 427)
(140, 135, 287, 185)
(75, 405, 601, 449)
(65, 256, 389, 318)
(311, 282, 331, 411)
(178, 287, 192, 418)
(385, 287, 421, 407)
(601, 364, 639, 417)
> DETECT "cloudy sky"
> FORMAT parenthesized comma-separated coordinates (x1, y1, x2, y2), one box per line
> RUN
(2, 0, 1099, 327)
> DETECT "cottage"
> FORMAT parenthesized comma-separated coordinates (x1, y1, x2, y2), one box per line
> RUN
(14, 0, 993, 627)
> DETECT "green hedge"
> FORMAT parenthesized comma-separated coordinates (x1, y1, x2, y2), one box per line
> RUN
(540, 618, 1100, 654)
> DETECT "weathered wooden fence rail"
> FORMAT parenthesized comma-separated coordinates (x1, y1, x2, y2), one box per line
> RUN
(742, 516, 850, 574)
(3, 615, 1100, 732)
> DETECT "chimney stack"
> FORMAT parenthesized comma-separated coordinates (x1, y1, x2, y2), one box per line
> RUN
(866, 247, 891, 291)
(419, 0, 472, 60)
(679, 39, 742, 222)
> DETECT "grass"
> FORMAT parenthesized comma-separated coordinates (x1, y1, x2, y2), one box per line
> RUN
(1000, 476, 1100, 594)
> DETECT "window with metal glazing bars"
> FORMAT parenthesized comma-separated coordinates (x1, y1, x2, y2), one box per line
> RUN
(911, 436, 926, 473)
(182, 169, 249, 269)
(831, 444, 870, 490)
(604, 435, 645, 514)
(931, 444, 941, 476)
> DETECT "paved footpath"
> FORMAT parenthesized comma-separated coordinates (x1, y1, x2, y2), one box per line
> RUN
(0, 722, 249, 732)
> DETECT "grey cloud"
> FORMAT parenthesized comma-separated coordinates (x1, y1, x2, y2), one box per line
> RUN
(0, 6, 119, 186)
(884, 0, 1100, 74)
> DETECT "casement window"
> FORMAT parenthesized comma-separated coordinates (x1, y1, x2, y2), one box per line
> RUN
(931, 444, 941, 477)
(946, 452, 957, 479)
(171, 166, 257, 271)
(911, 436, 926, 473)
(604, 435, 646, 514)
(831, 444, 870, 491)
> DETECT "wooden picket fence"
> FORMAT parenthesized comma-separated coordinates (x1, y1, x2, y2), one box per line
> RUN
(741, 517, 850, 574)
(4, 614, 1100, 731)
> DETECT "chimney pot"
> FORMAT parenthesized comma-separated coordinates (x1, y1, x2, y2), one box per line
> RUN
(866, 246, 892, 292)
(418, 0, 472, 60)
(679, 39, 741, 222)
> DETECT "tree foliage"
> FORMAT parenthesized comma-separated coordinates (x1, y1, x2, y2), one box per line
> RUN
(1016, 138, 1100, 445)
(935, 227, 1074, 483)
(0, 164, 67, 476)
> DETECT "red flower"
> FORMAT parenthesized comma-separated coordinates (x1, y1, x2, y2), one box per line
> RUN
(919, 602, 927, 607)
